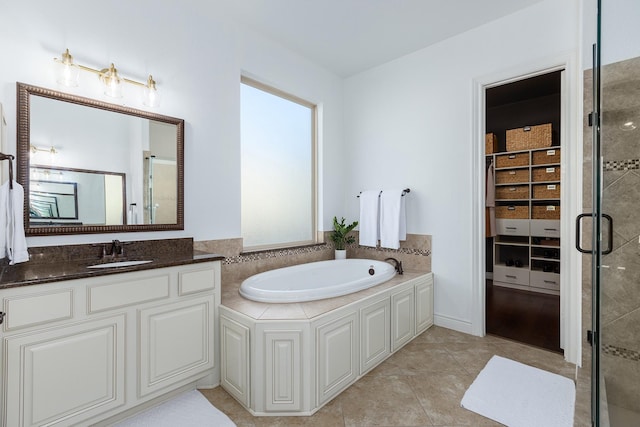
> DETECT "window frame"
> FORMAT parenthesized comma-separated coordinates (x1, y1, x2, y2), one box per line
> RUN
(240, 76, 318, 252)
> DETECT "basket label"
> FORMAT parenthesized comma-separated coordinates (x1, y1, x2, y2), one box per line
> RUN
(546, 167, 555, 173)
(524, 126, 531, 131)
(509, 155, 516, 159)
(508, 206, 516, 210)
(509, 187, 516, 191)
(546, 206, 556, 211)
(547, 149, 556, 156)
(547, 185, 556, 190)
(509, 171, 516, 175)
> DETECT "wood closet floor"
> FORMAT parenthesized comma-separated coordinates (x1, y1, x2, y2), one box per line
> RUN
(486, 280, 562, 353)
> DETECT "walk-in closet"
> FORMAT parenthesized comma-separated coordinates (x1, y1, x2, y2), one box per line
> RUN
(484, 71, 563, 353)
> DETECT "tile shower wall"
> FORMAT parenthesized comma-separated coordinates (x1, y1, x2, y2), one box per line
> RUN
(195, 233, 431, 285)
(583, 56, 640, 414)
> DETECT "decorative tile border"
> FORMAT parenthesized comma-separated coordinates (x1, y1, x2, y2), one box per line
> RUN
(223, 243, 331, 265)
(223, 243, 431, 265)
(604, 159, 640, 171)
(603, 343, 640, 362)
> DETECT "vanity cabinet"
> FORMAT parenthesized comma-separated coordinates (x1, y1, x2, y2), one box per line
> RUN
(220, 271, 433, 416)
(0, 261, 220, 427)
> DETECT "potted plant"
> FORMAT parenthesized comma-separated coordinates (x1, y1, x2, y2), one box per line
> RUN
(330, 216, 358, 259)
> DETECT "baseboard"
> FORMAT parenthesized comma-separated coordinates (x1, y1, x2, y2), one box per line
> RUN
(434, 314, 474, 335)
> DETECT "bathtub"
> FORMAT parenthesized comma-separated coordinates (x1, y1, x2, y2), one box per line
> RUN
(239, 258, 396, 303)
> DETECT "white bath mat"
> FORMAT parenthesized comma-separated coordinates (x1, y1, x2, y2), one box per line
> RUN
(114, 390, 236, 427)
(461, 355, 575, 427)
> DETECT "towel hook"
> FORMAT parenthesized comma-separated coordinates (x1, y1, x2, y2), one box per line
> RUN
(357, 188, 410, 198)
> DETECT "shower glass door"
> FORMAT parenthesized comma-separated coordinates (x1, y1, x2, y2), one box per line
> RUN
(592, 1, 640, 424)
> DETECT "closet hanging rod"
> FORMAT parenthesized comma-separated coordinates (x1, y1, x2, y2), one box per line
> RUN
(357, 188, 410, 198)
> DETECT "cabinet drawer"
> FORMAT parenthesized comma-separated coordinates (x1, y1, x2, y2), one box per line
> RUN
(3, 289, 73, 331)
(493, 266, 529, 286)
(530, 220, 560, 238)
(496, 219, 529, 236)
(88, 274, 170, 313)
(179, 266, 217, 295)
(530, 271, 560, 291)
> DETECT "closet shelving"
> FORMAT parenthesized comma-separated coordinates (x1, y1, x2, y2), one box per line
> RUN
(489, 144, 561, 295)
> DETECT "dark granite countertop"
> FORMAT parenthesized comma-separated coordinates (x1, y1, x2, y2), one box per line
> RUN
(0, 238, 224, 290)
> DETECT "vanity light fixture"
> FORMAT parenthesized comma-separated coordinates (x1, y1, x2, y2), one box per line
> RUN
(53, 48, 160, 107)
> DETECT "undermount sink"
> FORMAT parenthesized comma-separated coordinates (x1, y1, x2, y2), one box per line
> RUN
(87, 260, 153, 269)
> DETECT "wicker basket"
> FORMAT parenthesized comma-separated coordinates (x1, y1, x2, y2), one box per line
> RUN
(485, 133, 498, 154)
(496, 185, 529, 200)
(495, 169, 529, 184)
(533, 183, 560, 199)
(496, 153, 529, 168)
(506, 123, 552, 151)
(496, 205, 529, 219)
(532, 166, 560, 182)
(532, 205, 560, 219)
(532, 148, 561, 165)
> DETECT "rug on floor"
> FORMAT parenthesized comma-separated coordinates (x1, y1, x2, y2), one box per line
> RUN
(114, 390, 236, 427)
(461, 355, 575, 427)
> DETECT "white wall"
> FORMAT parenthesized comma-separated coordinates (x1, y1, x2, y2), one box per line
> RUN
(343, 0, 581, 332)
(582, 0, 640, 68)
(0, 0, 344, 246)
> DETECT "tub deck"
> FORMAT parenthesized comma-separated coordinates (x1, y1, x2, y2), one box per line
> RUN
(222, 270, 427, 320)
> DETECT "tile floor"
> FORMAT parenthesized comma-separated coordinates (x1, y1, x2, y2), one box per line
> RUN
(201, 326, 591, 426)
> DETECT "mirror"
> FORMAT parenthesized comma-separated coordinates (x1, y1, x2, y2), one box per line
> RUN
(17, 83, 184, 235)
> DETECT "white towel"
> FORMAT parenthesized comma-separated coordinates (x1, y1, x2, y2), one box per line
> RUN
(380, 189, 406, 250)
(0, 180, 29, 265)
(358, 190, 379, 247)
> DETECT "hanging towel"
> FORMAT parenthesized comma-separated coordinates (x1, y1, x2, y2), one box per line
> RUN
(0, 180, 29, 265)
(486, 161, 496, 237)
(380, 189, 406, 250)
(359, 190, 380, 247)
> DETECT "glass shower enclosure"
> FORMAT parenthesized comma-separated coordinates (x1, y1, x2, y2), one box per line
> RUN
(584, 1, 640, 425)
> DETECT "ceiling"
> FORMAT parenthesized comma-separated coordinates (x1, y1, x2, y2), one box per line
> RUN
(214, 0, 545, 77)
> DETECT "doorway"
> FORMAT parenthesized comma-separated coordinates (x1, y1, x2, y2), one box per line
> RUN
(484, 71, 563, 353)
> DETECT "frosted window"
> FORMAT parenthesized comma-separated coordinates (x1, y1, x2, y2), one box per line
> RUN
(241, 80, 315, 249)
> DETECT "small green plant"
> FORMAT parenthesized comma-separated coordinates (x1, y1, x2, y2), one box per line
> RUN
(330, 216, 359, 250)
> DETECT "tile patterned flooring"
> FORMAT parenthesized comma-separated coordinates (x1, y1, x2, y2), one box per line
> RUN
(201, 326, 591, 426)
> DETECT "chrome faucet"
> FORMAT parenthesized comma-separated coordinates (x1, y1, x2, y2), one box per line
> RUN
(385, 257, 403, 275)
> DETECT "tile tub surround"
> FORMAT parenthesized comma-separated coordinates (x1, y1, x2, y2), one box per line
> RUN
(222, 270, 427, 321)
(202, 325, 589, 426)
(195, 233, 431, 285)
(0, 237, 224, 289)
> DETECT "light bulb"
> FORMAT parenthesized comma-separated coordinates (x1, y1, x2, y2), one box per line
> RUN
(55, 49, 79, 87)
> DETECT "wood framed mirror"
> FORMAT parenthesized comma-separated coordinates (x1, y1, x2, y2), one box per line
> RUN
(17, 82, 184, 235)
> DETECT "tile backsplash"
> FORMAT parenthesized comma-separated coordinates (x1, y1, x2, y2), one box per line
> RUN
(195, 232, 431, 285)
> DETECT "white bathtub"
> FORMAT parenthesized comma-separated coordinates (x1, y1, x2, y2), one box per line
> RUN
(239, 259, 396, 303)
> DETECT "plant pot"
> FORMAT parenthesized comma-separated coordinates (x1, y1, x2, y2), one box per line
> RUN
(334, 249, 347, 260)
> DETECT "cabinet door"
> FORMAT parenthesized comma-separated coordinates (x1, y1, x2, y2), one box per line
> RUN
(138, 294, 214, 397)
(264, 329, 302, 412)
(360, 298, 390, 375)
(391, 287, 415, 351)
(3, 315, 125, 427)
(220, 315, 250, 407)
(415, 278, 434, 335)
(316, 312, 358, 406)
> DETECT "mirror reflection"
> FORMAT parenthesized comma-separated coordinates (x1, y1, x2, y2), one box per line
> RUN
(17, 83, 184, 235)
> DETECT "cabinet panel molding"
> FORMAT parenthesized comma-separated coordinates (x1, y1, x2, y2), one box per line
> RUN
(264, 330, 302, 411)
(3, 314, 125, 427)
(3, 288, 73, 331)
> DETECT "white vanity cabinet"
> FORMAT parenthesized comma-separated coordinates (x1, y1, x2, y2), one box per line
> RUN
(220, 271, 433, 416)
(0, 261, 221, 427)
